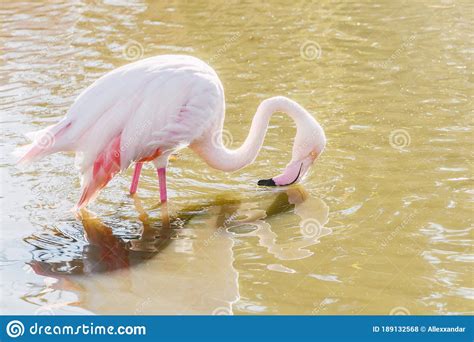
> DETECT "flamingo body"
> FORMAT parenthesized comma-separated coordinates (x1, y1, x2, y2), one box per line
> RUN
(17, 55, 326, 209)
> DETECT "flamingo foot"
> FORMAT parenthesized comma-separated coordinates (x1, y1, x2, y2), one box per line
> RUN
(130, 162, 143, 195)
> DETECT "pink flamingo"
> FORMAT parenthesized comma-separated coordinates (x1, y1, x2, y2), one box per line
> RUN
(16, 55, 326, 209)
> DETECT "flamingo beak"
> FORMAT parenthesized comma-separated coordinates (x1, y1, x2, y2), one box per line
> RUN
(258, 152, 317, 187)
(257, 178, 277, 186)
(257, 161, 304, 187)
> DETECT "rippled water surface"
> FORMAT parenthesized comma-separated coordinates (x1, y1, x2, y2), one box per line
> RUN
(1, 0, 472, 315)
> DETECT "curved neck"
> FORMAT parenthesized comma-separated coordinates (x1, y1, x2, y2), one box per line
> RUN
(191, 96, 315, 172)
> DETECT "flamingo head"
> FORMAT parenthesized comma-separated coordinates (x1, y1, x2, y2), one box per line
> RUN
(258, 118, 326, 187)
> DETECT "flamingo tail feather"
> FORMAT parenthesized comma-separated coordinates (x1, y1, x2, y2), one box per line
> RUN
(75, 134, 122, 210)
(14, 120, 72, 165)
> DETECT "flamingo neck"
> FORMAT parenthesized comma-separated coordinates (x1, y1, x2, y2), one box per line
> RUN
(192, 96, 315, 172)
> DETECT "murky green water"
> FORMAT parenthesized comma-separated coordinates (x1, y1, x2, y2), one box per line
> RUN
(1, 0, 472, 315)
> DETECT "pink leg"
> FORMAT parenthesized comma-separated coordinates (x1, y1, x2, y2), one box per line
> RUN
(130, 162, 143, 195)
(157, 167, 167, 203)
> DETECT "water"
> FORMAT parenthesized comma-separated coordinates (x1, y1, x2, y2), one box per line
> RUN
(0, 0, 472, 315)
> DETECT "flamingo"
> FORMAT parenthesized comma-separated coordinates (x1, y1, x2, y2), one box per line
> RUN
(16, 55, 326, 209)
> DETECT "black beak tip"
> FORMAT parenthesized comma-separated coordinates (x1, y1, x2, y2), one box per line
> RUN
(257, 178, 276, 187)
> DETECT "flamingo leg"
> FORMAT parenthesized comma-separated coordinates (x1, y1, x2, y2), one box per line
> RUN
(157, 167, 167, 203)
(130, 162, 143, 195)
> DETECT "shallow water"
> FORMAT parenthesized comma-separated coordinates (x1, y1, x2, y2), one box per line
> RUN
(0, 0, 472, 315)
